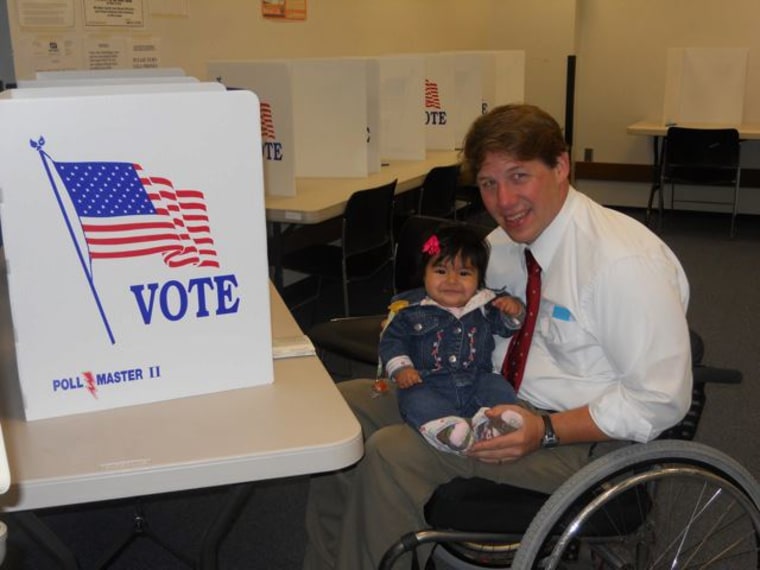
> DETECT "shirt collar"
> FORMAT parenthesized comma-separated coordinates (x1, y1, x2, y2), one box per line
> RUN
(523, 185, 578, 272)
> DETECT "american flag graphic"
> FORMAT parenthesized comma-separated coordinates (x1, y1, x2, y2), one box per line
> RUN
(53, 160, 220, 268)
(425, 79, 442, 110)
(260, 102, 276, 140)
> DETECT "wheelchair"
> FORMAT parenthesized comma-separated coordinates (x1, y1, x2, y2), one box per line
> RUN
(379, 335, 760, 569)
(380, 442, 760, 570)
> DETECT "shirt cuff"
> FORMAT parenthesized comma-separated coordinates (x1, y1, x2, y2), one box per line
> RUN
(386, 355, 414, 379)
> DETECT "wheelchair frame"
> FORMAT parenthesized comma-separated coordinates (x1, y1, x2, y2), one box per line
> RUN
(380, 440, 760, 569)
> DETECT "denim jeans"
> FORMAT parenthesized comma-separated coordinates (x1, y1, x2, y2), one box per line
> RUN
(397, 371, 517, 429)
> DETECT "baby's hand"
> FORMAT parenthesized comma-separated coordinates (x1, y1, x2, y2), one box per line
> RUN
(492, 295, 523, 317)
(394, 367, 422, 389)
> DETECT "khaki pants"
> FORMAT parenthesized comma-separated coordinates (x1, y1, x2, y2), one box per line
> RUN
(303, 379, 615, 570)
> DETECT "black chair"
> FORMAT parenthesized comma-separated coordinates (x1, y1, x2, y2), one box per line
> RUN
(653, 127, 742, 237)
(307, 216, 491, 371)
(379, 329, 744, 569)
(281, 179, 397, 316)
(418, 165, 461, 219)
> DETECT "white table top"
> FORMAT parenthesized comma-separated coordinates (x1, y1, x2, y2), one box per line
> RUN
(0, 270, 362, 512)
(627, 120, 760, 139)
(265, 150, 460, 224)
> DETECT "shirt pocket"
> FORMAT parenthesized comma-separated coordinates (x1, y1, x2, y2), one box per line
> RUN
(537, 305, 593, 377)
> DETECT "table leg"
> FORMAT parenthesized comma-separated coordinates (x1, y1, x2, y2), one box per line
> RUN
(198, 483, 256, 570)
(269, 221, 284, 291)
(645, 135, 665, 231)
(12, 511, 79, 569)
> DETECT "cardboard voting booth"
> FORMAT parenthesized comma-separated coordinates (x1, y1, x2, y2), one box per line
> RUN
(289, 58, 375, 177)
(445, 52, 487, 148)
(663, 47, 748, 125)
(3, 81, 226, 99)
(207, 60, 297, 197)
(426, 51, 526, 150)
(36, 67, 189, 80)
(377, 55, 426, 161)
(424, 54, 458, 150)
(0, 88, 274, 421)
(209, 58, 379, 184)
(480, 50, 526, 112)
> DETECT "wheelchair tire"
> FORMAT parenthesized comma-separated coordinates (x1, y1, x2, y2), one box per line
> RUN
(512, 439, 760, 569)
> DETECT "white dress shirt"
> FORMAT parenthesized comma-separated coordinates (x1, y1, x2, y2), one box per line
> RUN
(486, 187, 693, 442)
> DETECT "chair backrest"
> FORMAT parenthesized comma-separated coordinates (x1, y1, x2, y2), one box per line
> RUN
(418, 165, 461, 218)
(665, 127, 740, 171)
(342, 179, 397, 258)
(392, 215, 492, 293)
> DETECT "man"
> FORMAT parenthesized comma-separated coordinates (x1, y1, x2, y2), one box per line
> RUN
(303, 104, 693, 569)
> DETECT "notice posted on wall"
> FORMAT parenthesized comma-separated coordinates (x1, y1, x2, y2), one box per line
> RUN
(85, 36, 127, 69)
(16, 0, 75, 29)
(84, 0, 145, 27)
(128, 37, 161, 68)
(19, 35, 83, 72)
(262, 0, 306, 20)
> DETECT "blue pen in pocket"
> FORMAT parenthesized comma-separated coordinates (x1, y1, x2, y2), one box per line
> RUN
(552, 305, 573, 321)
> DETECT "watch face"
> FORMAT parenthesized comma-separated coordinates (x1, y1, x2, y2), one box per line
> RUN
(542, 434, 559, 448)
(542, 415, 559, 448)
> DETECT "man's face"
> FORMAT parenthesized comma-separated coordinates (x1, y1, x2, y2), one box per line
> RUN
(477, 151, 569, 244)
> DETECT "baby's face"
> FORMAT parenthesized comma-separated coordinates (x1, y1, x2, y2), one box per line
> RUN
(424, 254, 479, 308)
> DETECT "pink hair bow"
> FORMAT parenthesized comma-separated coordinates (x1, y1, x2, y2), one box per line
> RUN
(422, 235, 440, 256)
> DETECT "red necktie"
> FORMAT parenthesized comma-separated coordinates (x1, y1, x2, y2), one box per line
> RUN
(501, 249, 541, 391)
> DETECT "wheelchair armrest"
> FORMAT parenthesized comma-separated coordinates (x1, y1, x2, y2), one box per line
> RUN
(693, 364, 742, 385)
(307, 315, 384, 365)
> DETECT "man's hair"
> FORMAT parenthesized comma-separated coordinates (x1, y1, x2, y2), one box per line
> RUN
(460, 104, 568, 184)
(417, 224, 489, 289)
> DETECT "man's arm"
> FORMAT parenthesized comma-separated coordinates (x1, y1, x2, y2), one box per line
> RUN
(469, 405, 609, 462)
(470, 254, 692, 462)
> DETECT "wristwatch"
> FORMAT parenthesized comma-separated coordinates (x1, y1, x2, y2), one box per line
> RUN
(541, 415, 560, 448)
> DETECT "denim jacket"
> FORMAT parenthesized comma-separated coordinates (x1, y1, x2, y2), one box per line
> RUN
(379, 287, 524, 380)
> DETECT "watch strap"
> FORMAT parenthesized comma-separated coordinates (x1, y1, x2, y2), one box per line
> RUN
(541, 414, 560, 448)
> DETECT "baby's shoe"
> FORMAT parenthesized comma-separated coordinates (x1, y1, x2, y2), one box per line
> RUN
(420, 416, 474, 455)
(472, 408, 523, 441)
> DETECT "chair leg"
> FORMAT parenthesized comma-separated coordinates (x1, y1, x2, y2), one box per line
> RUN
(645, 184, 657, 226)
(342, 279, 350, 317)
(730, 181, 739, 238)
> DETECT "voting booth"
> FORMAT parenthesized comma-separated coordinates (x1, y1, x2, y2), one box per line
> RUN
(480, 50, 526, 112)
(663, 47, 749, 125)
(207, 60, 297, 197)
(0, 86, 274, 421)
(209, 58, 380, 185)
(289, 57, 380, 177)
(424, 51, 526, 150)
(424, 53, 459, 150)
(377, 55, 426, 161)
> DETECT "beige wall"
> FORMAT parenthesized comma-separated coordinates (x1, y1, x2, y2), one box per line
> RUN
(575, 0, 760, 165)
(573, 0, 760, 211)
(487, 1, 577, 122)
(5, 1, 576, 127)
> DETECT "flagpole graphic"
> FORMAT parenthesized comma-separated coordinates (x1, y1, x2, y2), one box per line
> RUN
(30, 137, 220, 345)
(32, 137, 116, 345)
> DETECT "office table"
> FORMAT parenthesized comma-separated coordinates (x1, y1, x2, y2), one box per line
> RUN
(0, 263, 363, 565)
(265, 150, 460, 289)
(627, 121, 760, 224)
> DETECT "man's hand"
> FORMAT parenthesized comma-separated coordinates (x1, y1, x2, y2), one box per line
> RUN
(394, 367, 422, 389)
(467, 405, 544, 463)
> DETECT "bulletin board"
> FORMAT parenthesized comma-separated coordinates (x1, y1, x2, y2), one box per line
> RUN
(7, 0, 179, 79)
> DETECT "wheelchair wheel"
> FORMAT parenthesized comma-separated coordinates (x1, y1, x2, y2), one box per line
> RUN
(512, 440, 760, 569)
